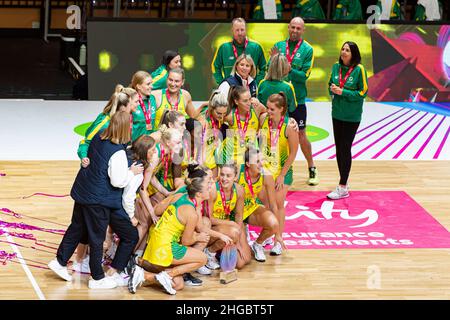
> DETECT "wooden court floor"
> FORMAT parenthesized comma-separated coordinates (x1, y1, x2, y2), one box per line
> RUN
(1, 160, 450, 300)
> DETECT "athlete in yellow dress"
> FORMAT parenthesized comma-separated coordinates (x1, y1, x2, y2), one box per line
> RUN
(151, 68, 203, 128)
(133, 125, 183, 253)
(259, 92, 299, 256)
(222, 86, 266, 167)
(204, 163, 251, 270)
(128, 174, 211, 295)
(238, 146, 279, 262)
(197, 90, 229, 178)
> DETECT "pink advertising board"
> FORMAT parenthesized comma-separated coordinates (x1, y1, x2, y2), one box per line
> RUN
(249, 191, 450, 249)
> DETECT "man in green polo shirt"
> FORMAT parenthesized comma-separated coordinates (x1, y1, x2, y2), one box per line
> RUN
(211, 17, 267, 86)
(272, 17, 319, 186)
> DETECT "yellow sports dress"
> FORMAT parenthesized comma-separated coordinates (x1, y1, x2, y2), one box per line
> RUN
(142, 193, 195, 266)
(154, 89, 187, 128)
(212, 181, 238, 221)
(147, 143, 175, 196)
(222, 107, 259, 166)
(237, 164, 264, 221)
(203, 111, 223, 170)
(261, 115, 293, 185)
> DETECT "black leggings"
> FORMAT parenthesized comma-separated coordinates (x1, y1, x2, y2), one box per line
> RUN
(332, 118, 360, 186)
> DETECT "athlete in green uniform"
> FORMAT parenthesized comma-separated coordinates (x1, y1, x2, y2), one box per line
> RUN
(272, 17, 319, 185)
(252, 0, 283, 20)
(211, 18, 267, 86)
(292, 0, 326, 19)
(151, 50, 182, 91)
(333, 0, 363, 20)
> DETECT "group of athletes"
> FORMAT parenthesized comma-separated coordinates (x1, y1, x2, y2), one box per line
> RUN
(48, 16, 368, 295)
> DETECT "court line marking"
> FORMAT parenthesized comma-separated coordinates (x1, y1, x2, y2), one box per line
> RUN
(1, 227, 46, 300)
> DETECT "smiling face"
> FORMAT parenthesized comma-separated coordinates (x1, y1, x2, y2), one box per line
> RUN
(288, 18, 305, 42)
(137, 77, 153, 97)
(236, 58, 251, 79)
(219, 166, 236, 189)
(340, 43, 352, 66)
(168, 55, 182, 69)
(167, 71, 183, 93)
(267, 100, 283, 120)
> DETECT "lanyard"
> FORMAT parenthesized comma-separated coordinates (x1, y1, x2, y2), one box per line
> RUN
(219, 182, 232, 215)
(160, 145, 171, 181)
(268, 116, 284, 148)
(244, 167, 256, 198)
(339, 66, 354, 88)
(235, 109, 250, 145)
(139, 94, 152, 130)
(166, 90, 180, 111)
(232, 38, 248, 59)
(285, 39, 303, 65)
(208, 110, 220, 140)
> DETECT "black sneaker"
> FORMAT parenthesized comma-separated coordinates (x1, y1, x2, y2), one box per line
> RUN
(307, 167, 319, 185)
(183, 273, 203, 286)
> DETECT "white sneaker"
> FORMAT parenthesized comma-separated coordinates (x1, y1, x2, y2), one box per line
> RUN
(251, 242, 266, 262)
(204, 249, 220, 270)
(134, 249, 144, 258)
(110, 272, 129, 287)
(270, 242, 283, 256)
(327, 185, 349, 200)
(128, 265, 145, 294)
(155, 271, 176, 295)
(48, 259, 72, 281)
(88, 276, 117, 289)
(72, 256, 90, 274)
(196, 265, 213, 275)
(262, 236, 274, 247)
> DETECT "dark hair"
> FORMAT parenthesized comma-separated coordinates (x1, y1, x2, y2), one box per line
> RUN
(228, 85, 249, 110)
(131, 135, 155, 169)
(339, 41, 361, 67)
(267, 92, 288, 115)
(244, 145, 259, 166)
(160, 109, 184, 127)
(186, 162, 208, 179)
(162, 50, 180, 70)
(185, 175, 207, 198)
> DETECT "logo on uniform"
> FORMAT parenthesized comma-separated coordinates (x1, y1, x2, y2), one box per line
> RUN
(335, 76, 338, 79)
(229, 56, 235, 60)
(349, 77, 353, 82)
(135, 110, 141, 114)
(296, 53, 300, 58)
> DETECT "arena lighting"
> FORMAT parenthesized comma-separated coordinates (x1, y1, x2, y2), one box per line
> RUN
(222, 0, 227, 7)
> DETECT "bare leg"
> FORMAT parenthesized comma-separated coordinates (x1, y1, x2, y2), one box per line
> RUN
(247, 207, 279, 245)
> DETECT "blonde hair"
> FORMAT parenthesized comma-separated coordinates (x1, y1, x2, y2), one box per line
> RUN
(130, 70, 152, 91)
(100, 111, 131, 144)
(159, 124, 183, 146)
(266, 54, 290, 81)
(103, 85, 137, 116)
(231, 54, 256, 79)
(208, 90, 230, 115)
